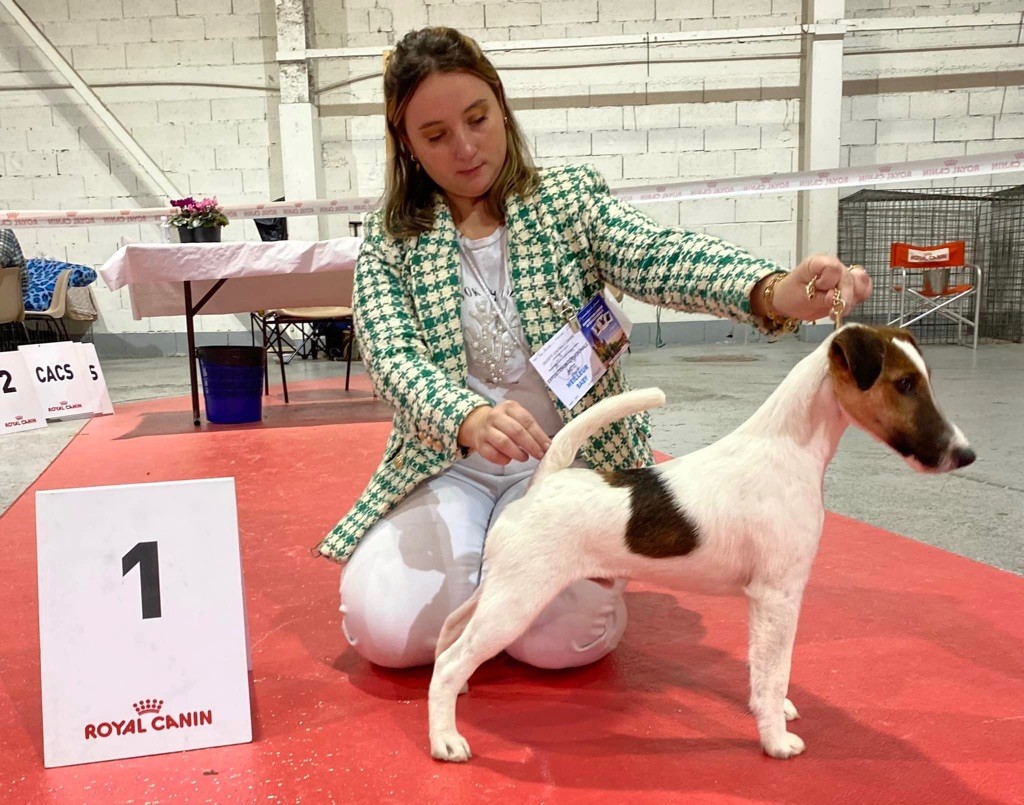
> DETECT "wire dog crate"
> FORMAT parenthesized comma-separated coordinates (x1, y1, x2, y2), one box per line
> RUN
(988, 186, 1024, 343)
(838, 185, 1024, 344)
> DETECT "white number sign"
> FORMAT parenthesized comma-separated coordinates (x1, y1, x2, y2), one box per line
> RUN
(0, 350, 47, 436)
(78, 342, 113, 416)
(18, 341, 95, 420)
(36, 477, 252, 767)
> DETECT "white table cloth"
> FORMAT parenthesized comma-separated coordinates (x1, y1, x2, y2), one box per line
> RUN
(97, 237, 363, 426)
(98, 238, 362, 319)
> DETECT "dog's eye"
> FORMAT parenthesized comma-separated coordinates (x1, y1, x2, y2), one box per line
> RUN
(895, 376, 916, 395)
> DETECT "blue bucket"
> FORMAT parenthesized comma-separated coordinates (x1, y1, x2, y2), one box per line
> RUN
(196, 346, 264, 424)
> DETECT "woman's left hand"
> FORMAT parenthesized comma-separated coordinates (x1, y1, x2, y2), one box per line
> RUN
(771, 254, 873, 323)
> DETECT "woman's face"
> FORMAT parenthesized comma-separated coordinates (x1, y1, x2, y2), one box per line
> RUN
(401, 70, 508, 211)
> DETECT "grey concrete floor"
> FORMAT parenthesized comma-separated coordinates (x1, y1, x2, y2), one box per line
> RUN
(2, 339, 1021, 576)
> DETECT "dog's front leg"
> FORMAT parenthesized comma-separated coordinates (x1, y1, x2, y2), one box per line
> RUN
(745, 583, 805, 759)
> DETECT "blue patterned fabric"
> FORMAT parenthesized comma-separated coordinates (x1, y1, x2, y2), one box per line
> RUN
(22, 258, 97, 311)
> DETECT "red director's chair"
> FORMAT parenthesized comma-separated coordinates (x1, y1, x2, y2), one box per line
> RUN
(888, 241, 982, 349)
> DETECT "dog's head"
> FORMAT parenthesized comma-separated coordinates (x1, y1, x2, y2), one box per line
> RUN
(827, 323, 974, 473)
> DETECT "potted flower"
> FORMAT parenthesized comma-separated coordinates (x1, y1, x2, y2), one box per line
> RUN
(169, 196, 230, 242)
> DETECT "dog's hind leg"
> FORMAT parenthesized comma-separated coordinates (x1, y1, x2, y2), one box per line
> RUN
(429, 568, 568, 762)
(745, 582, 806, 759)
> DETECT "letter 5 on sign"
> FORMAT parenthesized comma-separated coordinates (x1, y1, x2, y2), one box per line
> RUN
(18, 342, 95, 421)
(0, 350, 48, 436)
(36, 477, 252, 767)
(77, 343, 113, 416)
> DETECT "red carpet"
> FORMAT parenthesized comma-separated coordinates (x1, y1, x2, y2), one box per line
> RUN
(1, 377, 1022, 803)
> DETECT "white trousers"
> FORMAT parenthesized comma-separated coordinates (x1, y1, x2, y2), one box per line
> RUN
(339, 454, 627, 669)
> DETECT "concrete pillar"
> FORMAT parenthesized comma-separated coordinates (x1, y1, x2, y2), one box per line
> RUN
(275, 0, 325, 240)
(797, 0, 846, 260)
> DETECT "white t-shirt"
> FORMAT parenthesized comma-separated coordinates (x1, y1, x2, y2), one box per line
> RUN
(458, 227, 563, 472)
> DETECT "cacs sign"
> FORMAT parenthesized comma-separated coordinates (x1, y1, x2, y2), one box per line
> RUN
(18, 342, 95, 420)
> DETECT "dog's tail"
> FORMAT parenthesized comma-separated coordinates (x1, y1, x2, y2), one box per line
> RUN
(436, 586, 482, 660)
(531, 387, 666, 488)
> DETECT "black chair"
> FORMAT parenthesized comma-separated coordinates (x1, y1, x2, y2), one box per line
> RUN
(253, 208, 355, 401)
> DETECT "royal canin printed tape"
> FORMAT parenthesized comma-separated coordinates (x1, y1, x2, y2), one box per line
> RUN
(2, 150, 1022, 228)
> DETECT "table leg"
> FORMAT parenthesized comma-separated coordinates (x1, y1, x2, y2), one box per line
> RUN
(183, 281, 201, 426)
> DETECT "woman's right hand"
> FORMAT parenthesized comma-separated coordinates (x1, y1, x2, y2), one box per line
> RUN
(458, 401, 552, 465)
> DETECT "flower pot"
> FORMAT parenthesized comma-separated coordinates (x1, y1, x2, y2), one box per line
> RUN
(193, 226, 222, 243)
(176, 226, 195, 243)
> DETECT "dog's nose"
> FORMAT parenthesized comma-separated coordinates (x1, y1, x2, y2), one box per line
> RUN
(953, 445, 976, 469)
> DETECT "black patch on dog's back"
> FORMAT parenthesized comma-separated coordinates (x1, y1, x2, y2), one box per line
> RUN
(602, 467, 701, 558)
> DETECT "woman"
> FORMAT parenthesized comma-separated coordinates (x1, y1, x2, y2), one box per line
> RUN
(318, 27, 871, 670)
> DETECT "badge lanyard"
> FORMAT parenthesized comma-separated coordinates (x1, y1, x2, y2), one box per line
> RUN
(459, 231, 533, 357)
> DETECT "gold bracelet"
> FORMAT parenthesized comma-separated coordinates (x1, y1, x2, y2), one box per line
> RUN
(762, 272, 799, 334)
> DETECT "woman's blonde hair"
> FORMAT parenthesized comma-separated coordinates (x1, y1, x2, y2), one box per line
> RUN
(382, 27, 538, 238)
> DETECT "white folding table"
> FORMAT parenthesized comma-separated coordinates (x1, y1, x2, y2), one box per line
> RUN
(98, 239, 361, 425)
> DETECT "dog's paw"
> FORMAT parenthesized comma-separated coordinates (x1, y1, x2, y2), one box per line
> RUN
(763, 731, 805, 760)
(783, 698, 800, 721)
(431, 730, 472, 762)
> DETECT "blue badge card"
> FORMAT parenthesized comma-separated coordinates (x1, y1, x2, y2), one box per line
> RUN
(577, 294, 629, 368)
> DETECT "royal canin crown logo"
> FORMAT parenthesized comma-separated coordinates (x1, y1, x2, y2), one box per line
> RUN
(759, 176, 770, 184)
(817, 171, 829, 179)
(133, 698, 164, 715)
(705, 181, 718, 188)
(879, 165, 892, 173)
(1014, 151, 1024, 160)
(7, 212, 19, 219)
(944, 159, 958, 167)
(84, 698, 213, 740)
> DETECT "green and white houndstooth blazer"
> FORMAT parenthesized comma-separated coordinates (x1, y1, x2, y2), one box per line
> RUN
(317, 164, 783, 562)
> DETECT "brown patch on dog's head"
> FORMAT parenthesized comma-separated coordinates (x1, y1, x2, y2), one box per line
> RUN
(828, 324, 974, 473)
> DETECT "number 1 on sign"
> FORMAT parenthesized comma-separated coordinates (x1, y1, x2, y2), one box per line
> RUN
(122, 541, 162, 619)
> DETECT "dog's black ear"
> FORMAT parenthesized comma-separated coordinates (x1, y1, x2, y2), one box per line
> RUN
(830, 325, 884, 391)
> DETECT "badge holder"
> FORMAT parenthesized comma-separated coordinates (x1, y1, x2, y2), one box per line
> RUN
(530, 291, 632, 409)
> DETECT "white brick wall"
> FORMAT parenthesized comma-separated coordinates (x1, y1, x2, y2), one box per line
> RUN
(592, 130, 647, 155)
(851, 95, 910, 121)
(877, 119, 935, 144)
(0, 2, 275, 335)
(542, 0, 598, 25)
(935, 117, 994, 142)
(599, 0, 656, 22)
(2, 2, 1022, 338)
